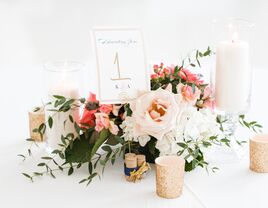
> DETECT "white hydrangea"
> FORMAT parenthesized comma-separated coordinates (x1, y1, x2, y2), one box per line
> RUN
(157, 107, 220, 156)
(175, 107, 220, 147)
(155, 130, 179, 156)
(120, 116, 150, 147)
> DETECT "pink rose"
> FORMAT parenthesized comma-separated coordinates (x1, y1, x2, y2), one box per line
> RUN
(95, 113, 110, 132)
(177, 83, 201, 104)
(130, 88, 182, 141)
(95, 112, 119, 135)
(178, 69, 203, 85)
(99, 104, 113, 114)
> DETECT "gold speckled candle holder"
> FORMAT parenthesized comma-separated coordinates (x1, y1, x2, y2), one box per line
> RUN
(28, 107, 46, 142)
(155, 155, 185, 199)
(250, 134, 268, 173)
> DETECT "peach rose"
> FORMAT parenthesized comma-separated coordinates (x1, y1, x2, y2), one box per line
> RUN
(130, 88, 182, 141)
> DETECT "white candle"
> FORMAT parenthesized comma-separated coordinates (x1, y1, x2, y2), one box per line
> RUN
(215, 32, 251, 112)
(46, 78, 80, 151)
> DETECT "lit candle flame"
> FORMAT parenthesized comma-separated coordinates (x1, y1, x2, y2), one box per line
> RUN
(232, 31, 239, 43)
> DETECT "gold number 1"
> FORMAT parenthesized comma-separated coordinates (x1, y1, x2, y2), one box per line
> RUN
(111, 52, 131, 81)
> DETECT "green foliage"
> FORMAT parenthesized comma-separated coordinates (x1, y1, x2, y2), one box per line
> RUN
(239, 115, 263, 133)
(65, 134, 93, 163)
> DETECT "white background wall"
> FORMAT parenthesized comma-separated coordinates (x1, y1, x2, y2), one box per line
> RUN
(0, 0, 267, 146)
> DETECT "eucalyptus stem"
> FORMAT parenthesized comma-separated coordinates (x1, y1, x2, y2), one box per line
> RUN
(128, 141, 131, 153)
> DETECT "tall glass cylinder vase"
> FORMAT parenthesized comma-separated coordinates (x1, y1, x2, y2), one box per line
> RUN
(211, 18, 254, 161)
(44, 61, 84, 152)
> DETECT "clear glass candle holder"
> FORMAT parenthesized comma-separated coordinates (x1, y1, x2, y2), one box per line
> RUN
(44, 61, 84, 152)
(210, 18, 254, 162)
(212, 18, 254, 115)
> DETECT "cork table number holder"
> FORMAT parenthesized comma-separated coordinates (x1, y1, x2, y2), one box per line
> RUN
(124, 153, 150, 182)
(250, 134, 268, 173)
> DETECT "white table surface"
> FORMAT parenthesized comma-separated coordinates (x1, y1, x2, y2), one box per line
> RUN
(1, 66, 268, 208)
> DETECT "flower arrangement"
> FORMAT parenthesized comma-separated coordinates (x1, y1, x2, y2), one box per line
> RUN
(20, 47, 262, 184)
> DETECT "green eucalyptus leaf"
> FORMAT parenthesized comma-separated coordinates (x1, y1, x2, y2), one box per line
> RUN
(68, 167, 74, 175)
(48, 116, 53, 128)
(53, 95, 65, 100)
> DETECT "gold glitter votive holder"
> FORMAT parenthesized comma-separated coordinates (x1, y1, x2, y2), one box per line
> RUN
(250, 134, 268, 173)
(155, 155, 185, 199)
(28, 107, 46, 142)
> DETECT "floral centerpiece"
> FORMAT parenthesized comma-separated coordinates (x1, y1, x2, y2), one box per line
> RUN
(20, 47, 262, 185)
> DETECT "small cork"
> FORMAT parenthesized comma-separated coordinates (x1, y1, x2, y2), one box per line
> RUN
(28, 107, 46, 142)
(250, 135, 268, 173)
(125, 157, 137, 168)
(155, 155, 185, 199)
(137, 154, 146, 167)
(125, 153, 136, 159)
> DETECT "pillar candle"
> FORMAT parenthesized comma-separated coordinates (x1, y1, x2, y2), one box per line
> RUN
(215, 33, 251, 112)
(46, 78, 80, 150)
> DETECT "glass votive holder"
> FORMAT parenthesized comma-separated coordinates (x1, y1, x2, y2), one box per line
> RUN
(155, 155, 185, 199)
(250, 134, 268, 173)
(44, 61, 84, 152)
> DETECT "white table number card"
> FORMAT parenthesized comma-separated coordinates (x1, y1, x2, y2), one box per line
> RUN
(92, 27, 150, 104)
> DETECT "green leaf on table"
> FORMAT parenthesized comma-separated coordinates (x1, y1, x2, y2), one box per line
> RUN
(88, 162, 93, 174)
(22, 173, 33, 182)
(37, 163, 46, 166)
(79, 178, 88, 184)
(68, 167, 74, 176)
(48, 116, 53, 128)
(41, 156, 53, 160)
(17, 154, 26, 161)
